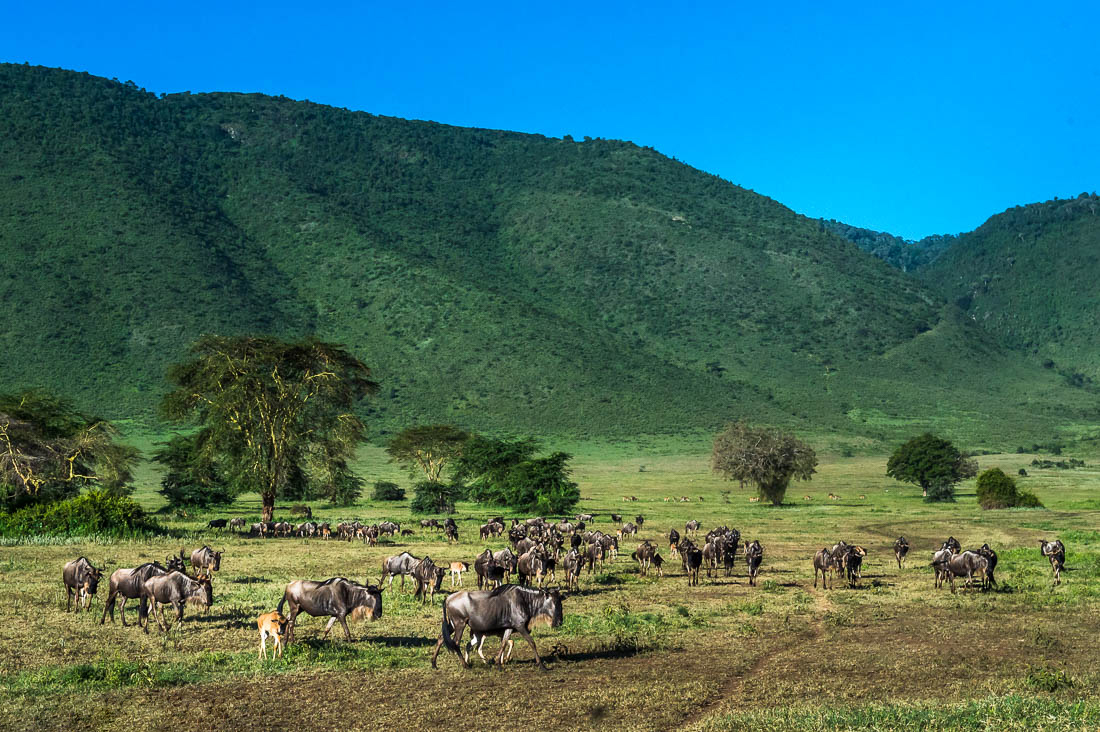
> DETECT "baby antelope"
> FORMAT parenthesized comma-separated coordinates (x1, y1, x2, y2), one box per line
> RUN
(257, 610, 288, 660)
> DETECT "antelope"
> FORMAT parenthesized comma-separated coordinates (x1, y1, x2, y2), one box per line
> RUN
(257, 611, 288, 660)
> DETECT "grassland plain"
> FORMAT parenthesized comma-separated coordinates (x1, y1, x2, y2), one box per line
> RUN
(2, 446, 1099, 731)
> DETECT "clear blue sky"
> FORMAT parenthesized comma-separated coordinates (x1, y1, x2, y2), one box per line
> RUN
(3, 1, 1097, 239)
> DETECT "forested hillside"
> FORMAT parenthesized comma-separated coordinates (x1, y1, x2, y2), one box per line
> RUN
(0, 64, 1092, 443)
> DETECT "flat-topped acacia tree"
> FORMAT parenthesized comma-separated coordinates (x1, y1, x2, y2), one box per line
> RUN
(161, 335, 378, 522)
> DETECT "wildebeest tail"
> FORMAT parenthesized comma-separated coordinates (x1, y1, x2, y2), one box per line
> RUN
(138, 594, 148, 624)
(277, 591, 287, 615)
(440, 604, 459, 653)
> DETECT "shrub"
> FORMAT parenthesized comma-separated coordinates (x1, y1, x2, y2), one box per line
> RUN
(322, 469, 363, 507)
(977, 468, 1043, 510)
(0, 489, 160, 537)
(372, 481, 406, 501)
(154, 434, 235, 508)
(410, 481, 459, 514)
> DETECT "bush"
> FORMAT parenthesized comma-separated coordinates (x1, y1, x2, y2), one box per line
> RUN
(924, 483, 957, 503)
(410, 481, 459, 514)
(372, 481, 405, 501)
(0, 489, 161, 537)
(322, 469, 363, 507)
(154, 434, 235, 509)
(977, 468, 1043, 510)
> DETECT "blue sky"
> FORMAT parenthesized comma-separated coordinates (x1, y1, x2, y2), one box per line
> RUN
(3, 1, 1097, 238)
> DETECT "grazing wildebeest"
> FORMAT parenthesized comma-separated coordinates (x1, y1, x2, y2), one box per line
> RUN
(618, 522, 637, 539)
(684, 545, 703, 586)
(257, 610, 288, 660)
(140, 571, 212, 633)
(208, 519, 228, 530)
(845, 545, 867, 586)
(813, 548, 838, 589)
(189, 546, 224, 574)
(610, 513, 622, 523)
(894, 537, 910, 568)
(449, 561, 470, 587)
(250, 522, 267, 538)
(1040, 539, 1066, 583)
(62, 557, 105, 613)
(380, 551, 422, 591)
(941, 536, 961, 554)
(228, 517, 246, 532)
(274, 521, 293, 537)
(421, 518, 441, 532)
(685, 520, 701, 537)
(413, 557, 446, 603)
(432, 585, 565, 669)
(745, 540, 764, 586)
(379, 521, 400, 537)
(445, 523, 459, 542)
(632, 540, 657, 576)
(278, 578, 382, 644)
(933, 550, 988, 593)
(634, 514, 644, 529)
(978, 544, 998, 588)
(101, 561, 171, 626)
(668, 528, 680, 557)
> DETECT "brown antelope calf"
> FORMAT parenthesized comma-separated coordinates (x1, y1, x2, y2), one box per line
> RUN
(449, 561, 470, 587)
(748, 496, 760, 503)
(257, 610, 288, 660)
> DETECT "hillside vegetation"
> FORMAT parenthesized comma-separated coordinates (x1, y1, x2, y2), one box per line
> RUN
(0, 64, 1094, 443)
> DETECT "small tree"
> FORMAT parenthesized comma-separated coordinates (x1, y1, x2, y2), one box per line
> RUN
(450, 435, 579, 513)
(976, 467, 1042, 509)
(711, 422, 817, 505)
(372, 481, 406, 501)
(886, 433, 978, 502)
(410, 480, 460, 514)
(153, 433, 236, 508)
(385, 425, 470, 482)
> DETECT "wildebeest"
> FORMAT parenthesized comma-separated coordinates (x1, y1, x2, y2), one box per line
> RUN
(378, 521, 400, 536)
(585, 542, 605, 573)
(140, 571, 212, 632)
(274, 521, 293, 537)
(432, 585, 565, 669)
(685, 520, 701, 537)
(474, 549, 499, 590)
(189, 546, 223, 574)
(62, 557, 105, 613)
(610, 513, 622, 523)
(101, 561, 171, 626)
(745, 540, 764, 586)
(413, 557, 446, 603)
(1040, 539, 1066, 583)
(290, 504, 313, 519)
(380, 551, 423, 591)
(618, 522, 637, 539)
(632, 540, 657, 576)
(894, 537, 910, 568)
(228, 517, 246, 532)
(684, 545, 703, 586)
(278, 578, 382, 643)
(813, 548, 838, 589)
(651, 553, 665, 577)
(445, 523, 459, 542)
(634, 514, 645, 529)
(931, 548, 954, 589)
(250, 522, 267, 538)
(257, 610, 288, 660)
(978, 543, 998, 588)
(493, 548, 518, 582)
(421, 518, 441, 532)
(933, 550, 988, 593)
(941, 536, 961, 554)
(562, 549, 585, 591)
(845, 545, 867, 586)
(668, 528, 680, 556)
(517, 549, 546, 587)
(575, 513, 594, 522)
(207, 519, 228, 530)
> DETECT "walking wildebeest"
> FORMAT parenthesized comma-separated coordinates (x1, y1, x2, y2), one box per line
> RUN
(585, 542, 605, 574)
(228, 517, 246, 532)
(207, 519, 228, 530)
(493, 548, 518, 582)
(933, 550, 988, 593)
(474, 549, 498, 590)
(745, 540, 764, 586)
(413, 557, 446, 603)
(813, 547, 838, 589)
(101, 561, 171, 626)
(562, 549, 584, 591)
(379, 521, 400, 536)
(651, 553, 665, 577)
(257, 610, 288, 660)
(380, 551, 423, 591)
(189, 546, 223, 574)
(278, 577, 382, 643)
(684, 545, 703, 586)
(668, 528, 680, 557)
(432, 585, 565, 668)
(845, 545, 867, 586)
(931, 547, 954, 589)
(894, 536, 910, 568)
(140, 571, 212, 633)
(685, 519, 701, 537)
(618, 522, 637, 539)
(978, 544, 998, 588)
(518, 549, 546, 587)
(1040, 539, 1066, 583)
(632, 540, 657, 576)
(62, 557, 105, 613)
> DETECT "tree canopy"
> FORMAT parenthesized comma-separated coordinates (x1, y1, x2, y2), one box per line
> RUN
(161, 335, 378, 521)
(385, 424, 470, 483)
(886, 433, 978, 502)
(452, 435, 578, 514)
(711, 422, 817, 505)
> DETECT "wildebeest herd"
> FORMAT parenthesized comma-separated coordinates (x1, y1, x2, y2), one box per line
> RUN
(60, 514, 1071, 669)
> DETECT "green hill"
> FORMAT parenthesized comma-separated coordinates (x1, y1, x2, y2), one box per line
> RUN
(821, 219, 956, 272)
(919, 194, 1100, 383)
(0, 64, 1093, 444)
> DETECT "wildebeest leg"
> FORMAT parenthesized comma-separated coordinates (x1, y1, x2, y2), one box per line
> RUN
(118, 596, 129, 626)
(514, 627, 543, 667)
(321, 615, 339, 640)
(339, 613, 354, 641)
(174, 601, 185, 630)
(495, 630, 514, 665)
(101, 591, 115, 625)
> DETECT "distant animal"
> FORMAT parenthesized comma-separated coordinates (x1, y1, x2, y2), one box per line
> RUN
(894, 537, 910, 568)
(289, 504, 313, 519)
(634, 515, 644, 529)
(189, 546, 223, 574)
(278, 578, 382, 644)
(610, 514, 623, 523)
(257, 611, 288, 660)
(679, 496, 690, 502)
(449, 561, 470, 587)
(101, 561, 171, 626)
(748, 496, 760, 503)
(1040, 539, 1066, 583)
(684, 545, 703, 586)
(813, 548, 838, 589)
(744, 540, 764, 586)
(228, 517, 246, 532)
(401, 529, 415, 536)
(933, 550, 988, 593)
(618, 522, 638, 539)
(685, 520, 701, 537)
(576, 513, 594, 522)
(846, 545, 867, 586)
(858, 495, 866, 500)
(445, 523, 459, 542)
(139, 571, 212, 633)
(421, 518, 441, 532)
(62, 557, 105, 613)
(431, 585, 564, 669)
(378, 521, 400, 536)
(803, 495, 811, 501)
(207, 519, 228, 530)
(668, 528, 681, 556)
(941, 536, 961, 554)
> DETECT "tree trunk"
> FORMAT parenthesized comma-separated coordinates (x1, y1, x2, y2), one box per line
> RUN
(262, 493, 275, 523)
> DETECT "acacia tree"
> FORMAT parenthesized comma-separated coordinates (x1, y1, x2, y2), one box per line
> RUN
(161, 336, 378, 522)
(385, 424, 470, 482)
(886, 433, 978, 502)
(711, 422, 817, 505)
(0, 389, 138, 511)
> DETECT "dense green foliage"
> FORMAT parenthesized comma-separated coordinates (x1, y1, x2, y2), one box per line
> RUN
(384, 425, 469, 482)
(886, 433, 978, 502)
(153, 433, 235, 508)
(976, 467, 1042, 509)
(0, 488, 159, 537)
(0, 65, 1094, 444)
(711, 422, 817, 505)
(0, 389, 138, 511)
(452, 435, 578, 513)
(409, 480, 459, 514)
(160, 335, 378, 520)
(371, 480, 405, 501)
(821, 219, 956, 272)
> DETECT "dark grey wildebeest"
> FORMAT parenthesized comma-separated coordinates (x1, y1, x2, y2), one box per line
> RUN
(845, 545, 868, 586)
(413, 557, 446, 604)
(894, 537, 910, 568)
(745, 540, 764, 586)
(380, 551, 423, 591)
(139, 571, 212, 633)
(941, 536, 961, 554)
(1041, 539, 1066, 583)
(632, 541, 657, 576)
(685, 520, 701, 537)
(813, 547, 838, 589)
(278, 578, 382, 644)
(493, 548, 518, 582)
(207, 519, 228, 530)
(517, 549, 546, 587)
(932, 550, 988, 593)
(63, 557, 105, 612)
(978, 544, 998, 588)
(684, 545, 703, 586)
(432, 585, 565, 668)
(101, 562, 171, 626)
(668, 528, 680, 557)
(931, 548, 954, 589)
(562, 549, 585, 591)
(189, 546, 223, 574)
